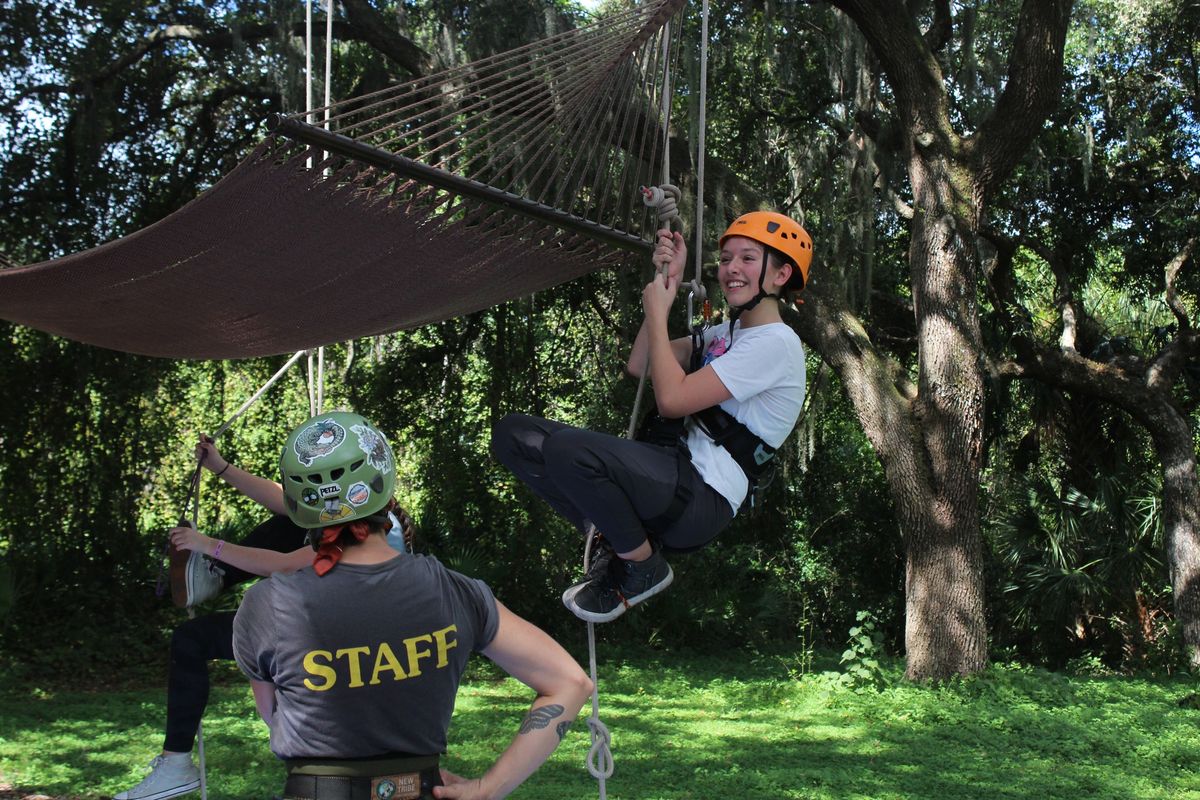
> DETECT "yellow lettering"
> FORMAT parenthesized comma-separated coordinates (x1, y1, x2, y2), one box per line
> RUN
(303, 650, 336, 691)
(336, 646, 371, 688)
(431, 625, 458, 668)
(403, 634, 434, 677)
(369, 642, 408, 684)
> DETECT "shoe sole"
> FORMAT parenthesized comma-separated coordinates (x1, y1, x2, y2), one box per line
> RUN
(565, 564, 674, 624)
(116, 778, 201, 800)
(167, 544, 191, 609)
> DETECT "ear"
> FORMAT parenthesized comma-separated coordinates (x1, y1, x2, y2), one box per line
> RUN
(769, 257, 793, 291)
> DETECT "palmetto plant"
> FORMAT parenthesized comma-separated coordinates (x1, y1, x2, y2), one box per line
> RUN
(990, 467, 1165, 669)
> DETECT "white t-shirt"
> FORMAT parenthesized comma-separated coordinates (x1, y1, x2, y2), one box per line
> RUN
(685, 320, 806, 513)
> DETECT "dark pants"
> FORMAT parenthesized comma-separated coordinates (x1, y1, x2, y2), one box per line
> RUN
(489, 413, 732, 555)
(163, 515, 305, 753)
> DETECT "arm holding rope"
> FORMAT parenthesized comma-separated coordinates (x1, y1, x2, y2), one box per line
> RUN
(435, 602, 592, 800)
(632, 234, 733, 418)
(196, 437, 287, 515)
(626, 230, 693, 376)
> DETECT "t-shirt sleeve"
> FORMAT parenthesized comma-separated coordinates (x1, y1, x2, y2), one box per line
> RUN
(444, 569, 500, 651)
(709, 328, 798, 402)
(233, 580, 277, 682)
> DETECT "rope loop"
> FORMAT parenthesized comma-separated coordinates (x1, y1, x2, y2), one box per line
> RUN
(641, 184, 682, 231)
(586, 715, 614, 781)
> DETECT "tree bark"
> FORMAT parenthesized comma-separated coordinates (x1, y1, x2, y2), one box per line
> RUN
(814, 0, 1073, 678)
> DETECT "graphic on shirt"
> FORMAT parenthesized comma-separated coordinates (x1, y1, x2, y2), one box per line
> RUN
(347, 481, 371, 507)
(703, 334, 730, 367)
(294, 419, 347, 467)
(301, 624, 460, 690)
(319, 500, 354, 522)
(352, 424, 393, 474)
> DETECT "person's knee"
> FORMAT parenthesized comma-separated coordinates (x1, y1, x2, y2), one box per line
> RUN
(491, 413, 541, 465)
(542, 428, 597, 473)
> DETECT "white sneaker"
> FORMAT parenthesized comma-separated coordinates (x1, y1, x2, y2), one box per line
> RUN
(186, 551, 224, 607)
(115, 753, 201, 800)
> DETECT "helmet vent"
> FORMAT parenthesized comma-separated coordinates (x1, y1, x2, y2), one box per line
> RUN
(331, 468, 345, 480)
(289, 475, 303, 483)
(766, 221, 780, 233)
(307, 473, 322, 483)
(350, 459, 365, 471)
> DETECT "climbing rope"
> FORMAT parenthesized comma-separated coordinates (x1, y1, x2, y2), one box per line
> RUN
(579, 2, 712, 793)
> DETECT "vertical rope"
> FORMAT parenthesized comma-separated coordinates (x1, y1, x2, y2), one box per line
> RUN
(316, 346, 325, 414)
(692, 0, 710, 297)
(583, 11, 684, 799)
(305, 0, 314, 169)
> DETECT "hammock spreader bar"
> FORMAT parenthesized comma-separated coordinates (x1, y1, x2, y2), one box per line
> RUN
(269, 116, 652, 256)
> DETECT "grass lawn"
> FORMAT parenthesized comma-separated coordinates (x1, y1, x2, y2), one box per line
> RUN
(1, 648, 1198, 799)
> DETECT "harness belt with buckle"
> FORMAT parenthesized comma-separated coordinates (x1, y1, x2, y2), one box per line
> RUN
(282, 753, 441, 800)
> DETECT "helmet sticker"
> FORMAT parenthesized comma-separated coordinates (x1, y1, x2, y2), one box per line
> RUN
(318, 483, 341, 500)
(319, 500, 354, 522)
(301, 487, 320, 506)
(294, 419, 347, 467)
(352, 424, 393, 474)
(347, 482, 371, 507)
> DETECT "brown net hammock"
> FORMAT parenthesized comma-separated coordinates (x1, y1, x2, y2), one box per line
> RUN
(0, 0, 684, 359)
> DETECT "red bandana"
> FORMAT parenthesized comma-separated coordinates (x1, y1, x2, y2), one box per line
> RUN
(311, 500, 397, 576)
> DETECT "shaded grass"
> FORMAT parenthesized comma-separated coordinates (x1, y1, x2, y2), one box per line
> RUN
(1, 651, 1198, 799)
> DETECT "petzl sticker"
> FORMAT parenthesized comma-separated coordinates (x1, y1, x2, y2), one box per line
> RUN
(318, 482, 341, 499)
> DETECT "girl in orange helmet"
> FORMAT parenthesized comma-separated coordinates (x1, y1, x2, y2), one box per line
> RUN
(492, 211, 811, 623)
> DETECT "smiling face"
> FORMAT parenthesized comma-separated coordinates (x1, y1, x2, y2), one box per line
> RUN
(718, 235, 791, 305)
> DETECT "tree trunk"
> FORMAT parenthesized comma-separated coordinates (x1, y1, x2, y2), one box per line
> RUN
(1146, 402, 1200, 666)
(901, 155, 989, 678)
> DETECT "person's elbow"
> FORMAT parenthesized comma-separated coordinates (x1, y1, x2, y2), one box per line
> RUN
(654, 391, 690, 419)
(563, 666, 594, 711)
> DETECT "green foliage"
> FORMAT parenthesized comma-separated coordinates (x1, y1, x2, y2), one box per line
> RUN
(839, 609, 887, 690)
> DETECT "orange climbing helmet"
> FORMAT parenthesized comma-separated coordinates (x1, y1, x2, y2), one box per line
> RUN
(719, 211, 813, 292)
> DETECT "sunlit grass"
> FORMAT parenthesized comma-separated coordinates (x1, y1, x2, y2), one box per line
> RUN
(1, 652, 1198, 799)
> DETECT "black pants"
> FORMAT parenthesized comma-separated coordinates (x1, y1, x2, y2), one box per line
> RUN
(163, 515, 305, 753)
(489, 413, 732, 555)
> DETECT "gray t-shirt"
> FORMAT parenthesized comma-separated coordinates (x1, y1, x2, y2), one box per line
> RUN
(233, 553, 499, 759)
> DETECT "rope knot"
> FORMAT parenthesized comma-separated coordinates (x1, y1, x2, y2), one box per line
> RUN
(641, 184, 681, 229)
(586, 715, 614, 781)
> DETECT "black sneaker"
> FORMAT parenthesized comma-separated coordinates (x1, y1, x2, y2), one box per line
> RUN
(583, 532, 615, 582)
(564, 551, 673, 623)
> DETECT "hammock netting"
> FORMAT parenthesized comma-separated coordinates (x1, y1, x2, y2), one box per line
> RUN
(0, 0, 684, 359)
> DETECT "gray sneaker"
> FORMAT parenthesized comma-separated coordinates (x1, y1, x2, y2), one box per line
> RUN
(171, 549, 223, 608)
(115, 753, 201, 800)
(565, 550, 673, 623)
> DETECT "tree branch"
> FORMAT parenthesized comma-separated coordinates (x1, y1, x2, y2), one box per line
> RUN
(966, 0, 1073, 197)
(925, 0, 953, 54)
(8, 17, 427, 113)
(339, 0, 432, 77)
(1165, 237, 1197, 331)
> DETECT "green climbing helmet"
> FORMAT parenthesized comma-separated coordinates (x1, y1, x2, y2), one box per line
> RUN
(279, 411, 396, 529)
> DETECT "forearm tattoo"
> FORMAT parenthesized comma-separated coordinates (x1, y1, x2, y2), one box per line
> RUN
(519, 704, 564, 735)
(555, 721, 572, 742)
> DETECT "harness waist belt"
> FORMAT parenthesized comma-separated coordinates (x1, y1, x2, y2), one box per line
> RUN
(283, 754, 441, 800)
